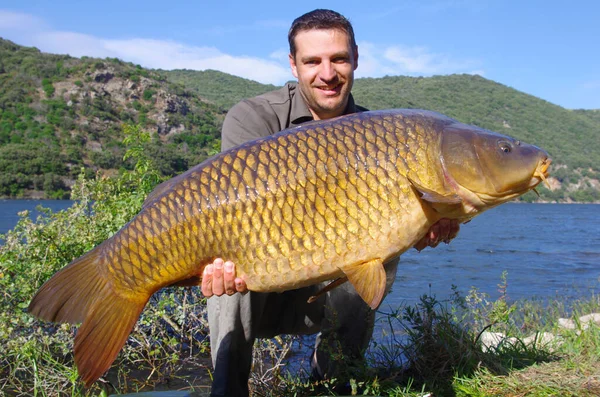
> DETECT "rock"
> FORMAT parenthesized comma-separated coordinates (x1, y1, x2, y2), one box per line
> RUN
(579, 313, 600, 327)
(558, 312, 600, 331)
(558, 317, 576, 329)
(479, 331, 516, 352)
(480, 331, 561, 352)
(522, 332, 560, 351)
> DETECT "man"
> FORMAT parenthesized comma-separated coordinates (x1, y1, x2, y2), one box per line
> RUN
(201, 9, 459, 397)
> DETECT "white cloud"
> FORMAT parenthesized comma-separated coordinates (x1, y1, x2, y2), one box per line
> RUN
(103, 39, 292, 84)
(0, 10, 481, 85)
(0, 10, 45, 31)
(0, 10, 292, 85)
(269, 48, 289, 63)
(356, 41, 482, 78)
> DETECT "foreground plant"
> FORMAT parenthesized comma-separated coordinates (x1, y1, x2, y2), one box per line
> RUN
(0, 124, 212, 395)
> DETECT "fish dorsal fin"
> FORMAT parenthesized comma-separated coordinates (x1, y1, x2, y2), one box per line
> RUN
(141, 177, 180, 209)
(408, 177, 462, 204)
(340, 258, 386, 310)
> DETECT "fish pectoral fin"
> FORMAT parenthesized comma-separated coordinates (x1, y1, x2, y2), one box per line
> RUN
(340, 258, 386, 310)
(408, 177, 462, 204)
(307, 277, 349, 304)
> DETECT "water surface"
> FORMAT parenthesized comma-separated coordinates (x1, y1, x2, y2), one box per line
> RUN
(2, 201, 598, 304)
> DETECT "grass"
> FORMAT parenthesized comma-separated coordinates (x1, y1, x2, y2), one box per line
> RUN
(242, 286, 600, 397)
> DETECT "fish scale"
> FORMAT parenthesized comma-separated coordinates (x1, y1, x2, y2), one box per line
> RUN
(28, 109, 551, 386)
(111, 110, 417, 292)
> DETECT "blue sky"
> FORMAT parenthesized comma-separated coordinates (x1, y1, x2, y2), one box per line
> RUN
(0, 1, 598, 109)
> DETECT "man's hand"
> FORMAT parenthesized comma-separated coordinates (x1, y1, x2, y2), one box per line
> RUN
(201, 258, 248, 297)
(414, 218, 461, 252)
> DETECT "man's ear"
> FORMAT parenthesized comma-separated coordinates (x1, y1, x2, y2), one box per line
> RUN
(354, 45, 359, 70)
(289, 54, 299, 78)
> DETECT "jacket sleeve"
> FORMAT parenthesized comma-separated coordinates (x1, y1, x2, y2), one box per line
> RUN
(220, 100, 281, 152)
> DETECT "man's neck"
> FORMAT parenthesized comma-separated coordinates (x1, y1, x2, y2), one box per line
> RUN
(309, 100, 349, 121)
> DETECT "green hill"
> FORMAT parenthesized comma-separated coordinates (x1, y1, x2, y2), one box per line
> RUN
(161, 71, 600, 202)
(162, 68, 279, 110)
(0, 38, 598, 202)
(0, 38, 225, 199)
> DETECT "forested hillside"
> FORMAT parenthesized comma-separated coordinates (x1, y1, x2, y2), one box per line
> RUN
(163, 69, 279, 110)
(1, 38, 598, 202)
(0, 38, 224, 199)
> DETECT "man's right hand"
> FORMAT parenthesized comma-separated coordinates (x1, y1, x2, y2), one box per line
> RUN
(201, 258, 248, 297)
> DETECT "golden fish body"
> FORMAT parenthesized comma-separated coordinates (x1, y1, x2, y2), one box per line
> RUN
(28, 109, 551, 386)
(111, 110, 439, 295)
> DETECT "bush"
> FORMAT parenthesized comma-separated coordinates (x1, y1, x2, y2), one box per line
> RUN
(143, 89, 155, 101)
(0, 124, 212, 395)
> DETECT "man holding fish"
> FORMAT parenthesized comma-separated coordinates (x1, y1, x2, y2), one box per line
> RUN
(202, 9, 460, 397)
(28, 7, 550, 394)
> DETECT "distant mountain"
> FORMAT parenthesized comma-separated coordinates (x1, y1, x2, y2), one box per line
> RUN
(0, 38, 598, 202)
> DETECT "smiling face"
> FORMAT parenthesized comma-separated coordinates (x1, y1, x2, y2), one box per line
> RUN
(289, 28, 358, 120)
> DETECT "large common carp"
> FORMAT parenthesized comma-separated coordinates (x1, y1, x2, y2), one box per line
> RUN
(29, 109, 551, 386)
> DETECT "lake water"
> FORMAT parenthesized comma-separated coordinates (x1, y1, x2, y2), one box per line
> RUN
(1, 200, 599, 307)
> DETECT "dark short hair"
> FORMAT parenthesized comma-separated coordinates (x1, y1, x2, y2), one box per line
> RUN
(288, 9, 357, 57)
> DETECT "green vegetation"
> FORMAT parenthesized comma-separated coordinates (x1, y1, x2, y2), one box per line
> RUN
(0, 124, 211, 395)
(0, 37, 599, 201)
(162, 69, 280, 110)
(0, 38, 224, 199)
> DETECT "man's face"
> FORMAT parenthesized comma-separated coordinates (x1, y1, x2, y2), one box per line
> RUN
(289, 28, 358, 120)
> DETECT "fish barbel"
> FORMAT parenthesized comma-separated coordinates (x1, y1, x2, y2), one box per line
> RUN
(28, 109, 551, 386)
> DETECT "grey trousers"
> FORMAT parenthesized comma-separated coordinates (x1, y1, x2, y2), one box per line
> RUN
(207, 258, 399, 397)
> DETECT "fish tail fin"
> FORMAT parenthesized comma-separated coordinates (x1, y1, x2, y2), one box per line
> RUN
(74, 290, 146, 387)
(28, 245, 149, 386)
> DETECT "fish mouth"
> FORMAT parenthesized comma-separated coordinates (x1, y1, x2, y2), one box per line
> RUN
(531, 157, 552, 189)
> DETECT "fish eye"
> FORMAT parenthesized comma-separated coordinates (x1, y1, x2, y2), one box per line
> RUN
(498, 141, 512, 153)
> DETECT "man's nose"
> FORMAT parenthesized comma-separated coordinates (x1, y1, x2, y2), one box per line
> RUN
(318, 61, 337, 82)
